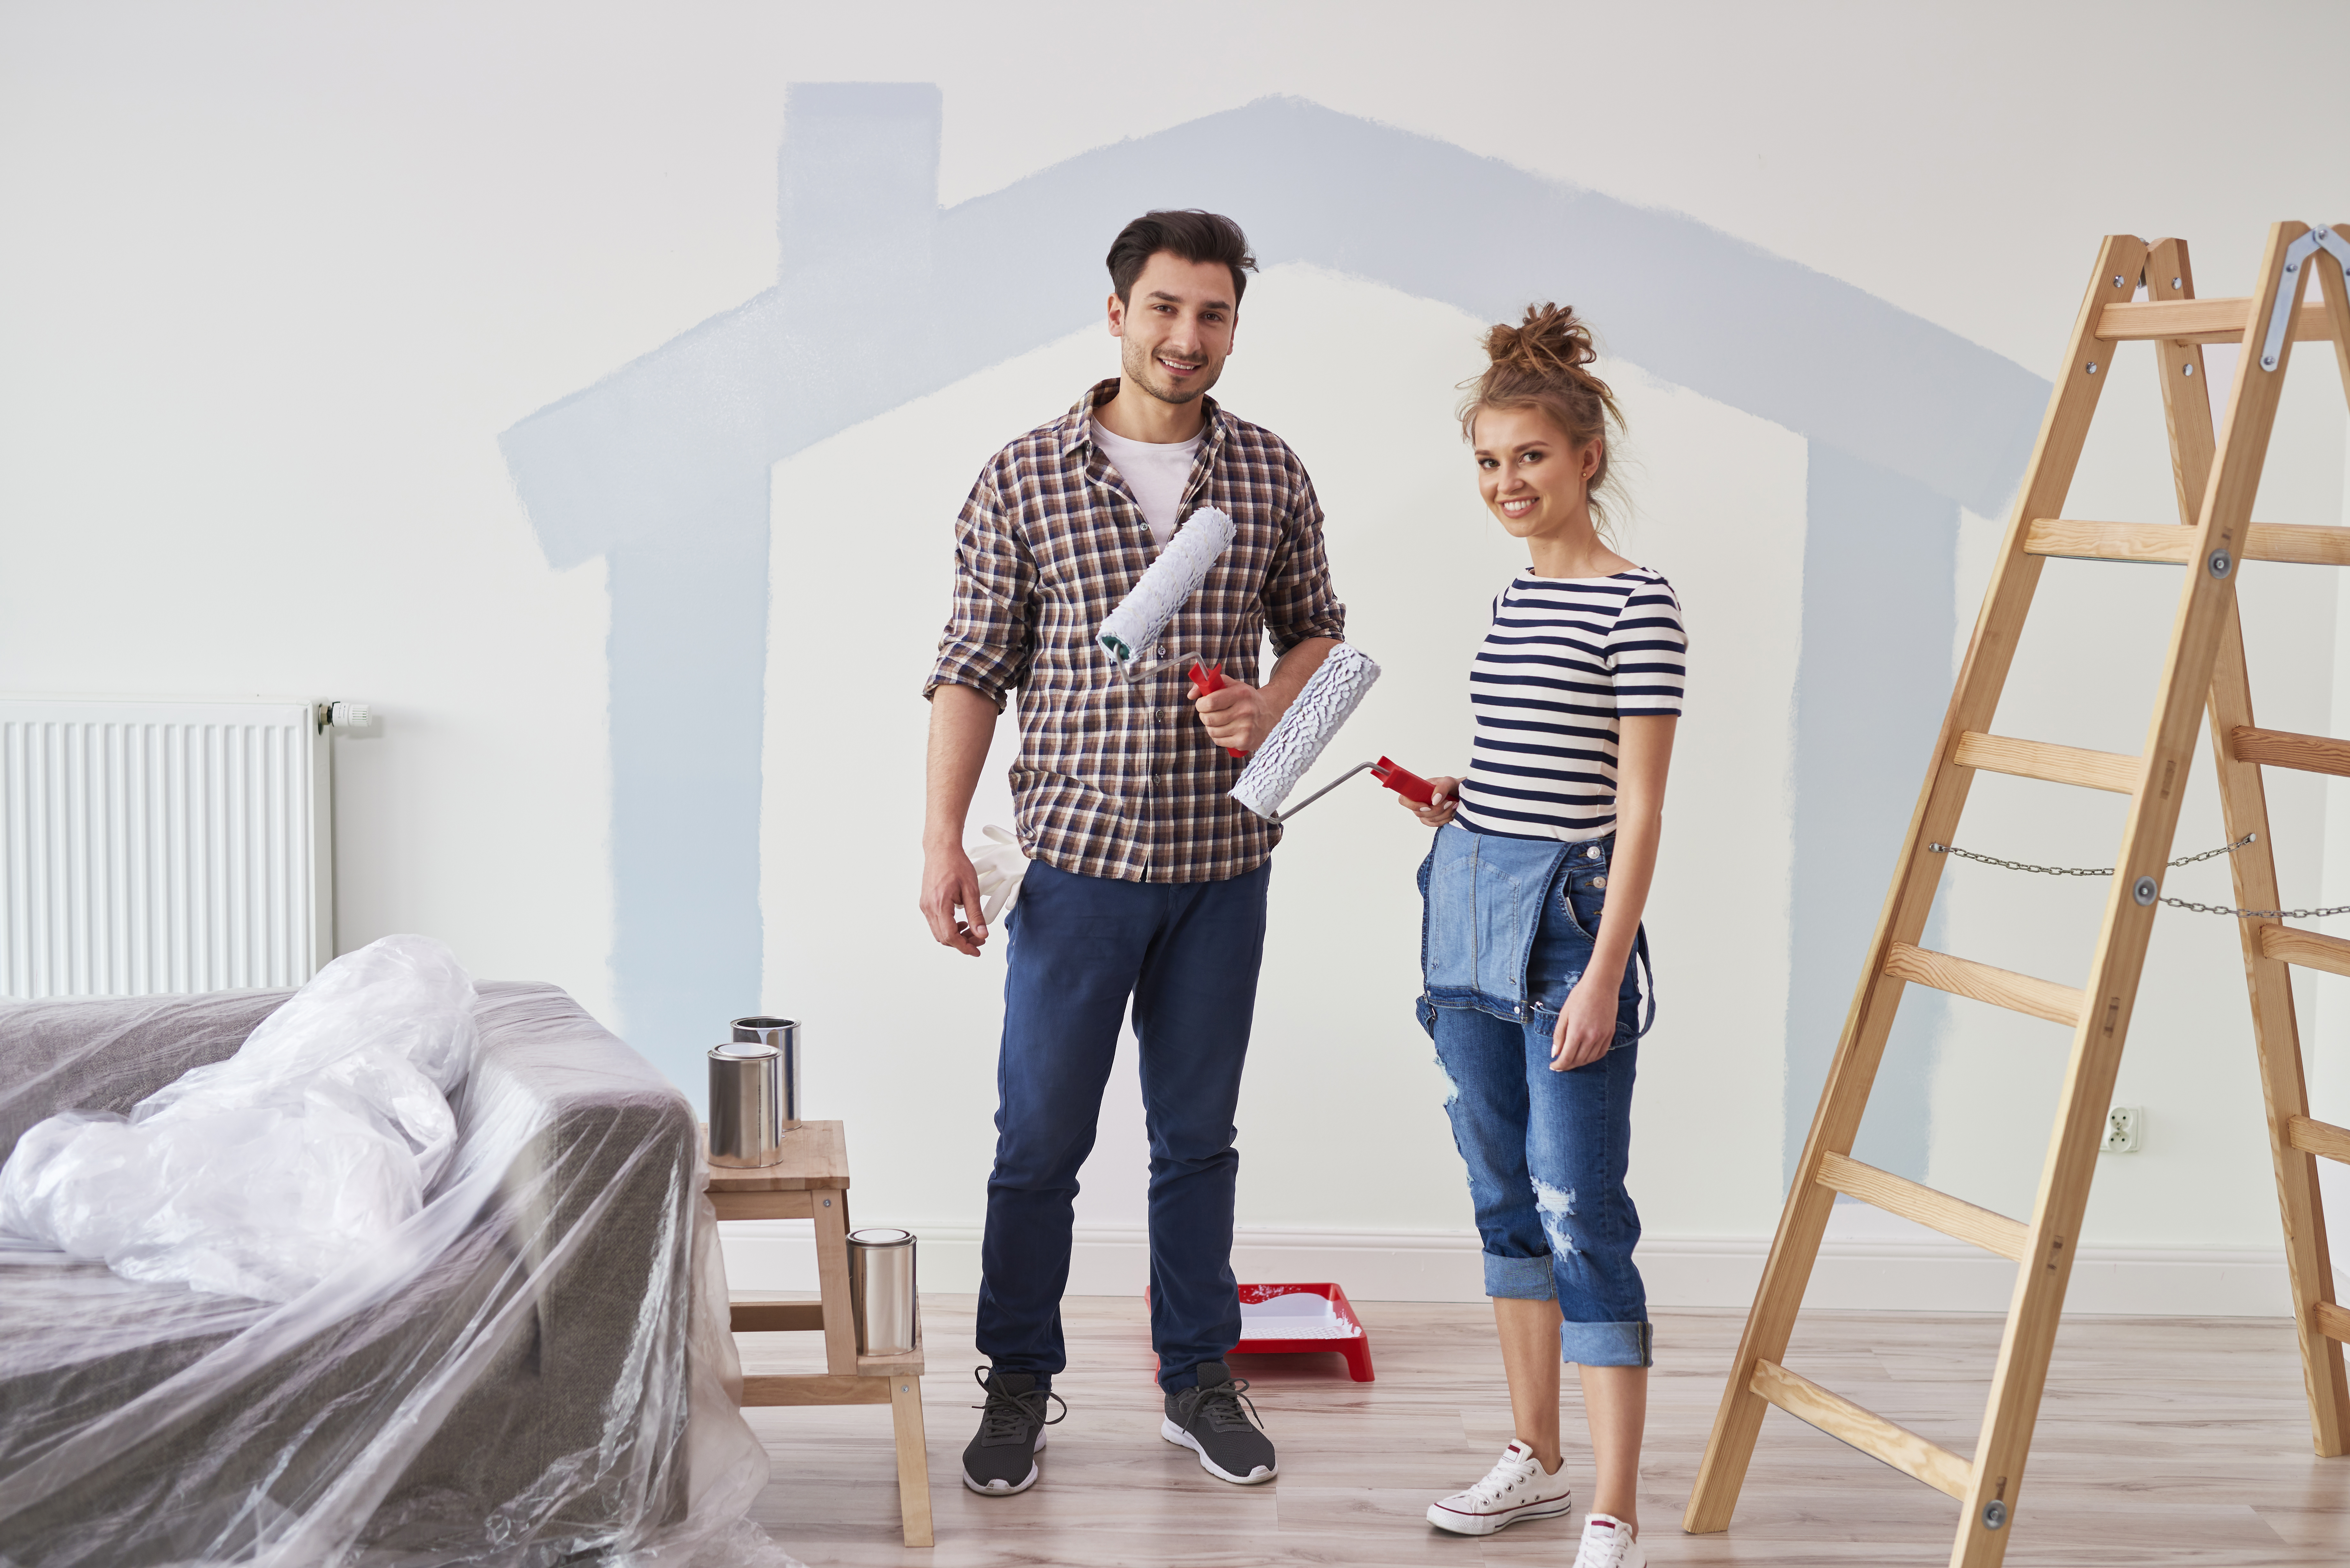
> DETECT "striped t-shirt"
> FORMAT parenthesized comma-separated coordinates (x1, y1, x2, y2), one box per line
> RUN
(1455, 567, 1688, 842)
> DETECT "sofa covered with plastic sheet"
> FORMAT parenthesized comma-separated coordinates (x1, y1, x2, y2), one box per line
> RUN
(0, 980, 786, 1568)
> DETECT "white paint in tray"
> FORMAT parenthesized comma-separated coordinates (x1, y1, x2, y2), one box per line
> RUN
(1238, 1291, 1362, 1340)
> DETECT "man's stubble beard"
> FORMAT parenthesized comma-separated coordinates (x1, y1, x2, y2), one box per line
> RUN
(1121, 333, 1220, 406)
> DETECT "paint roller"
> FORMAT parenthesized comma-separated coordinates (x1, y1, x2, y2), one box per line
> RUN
(1229, 644, 1442, 822)
(1097, 519, 1437, 809)
(1097, 505, 1237, 670)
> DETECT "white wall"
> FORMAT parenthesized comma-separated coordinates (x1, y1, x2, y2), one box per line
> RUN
(3, 0, 2346, 1309)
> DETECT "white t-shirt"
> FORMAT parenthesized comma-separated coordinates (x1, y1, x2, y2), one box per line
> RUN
(1092, 420, 1202, 547)
(1455, 567, 1688, 843)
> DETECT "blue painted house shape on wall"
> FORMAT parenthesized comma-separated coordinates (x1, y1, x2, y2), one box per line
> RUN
(500, 84, 2048, 1180)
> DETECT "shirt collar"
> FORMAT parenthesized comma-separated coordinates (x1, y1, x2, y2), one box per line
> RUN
(1057, 378, 1224, 460)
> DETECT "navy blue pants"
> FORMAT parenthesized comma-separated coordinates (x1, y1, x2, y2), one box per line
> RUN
(976, 857, 1269, 1393)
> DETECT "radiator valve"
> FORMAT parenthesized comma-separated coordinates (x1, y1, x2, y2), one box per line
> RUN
(322, 701, 375, 732)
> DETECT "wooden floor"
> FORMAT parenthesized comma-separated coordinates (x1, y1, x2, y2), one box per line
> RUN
(739, 1294, 2350, 1565)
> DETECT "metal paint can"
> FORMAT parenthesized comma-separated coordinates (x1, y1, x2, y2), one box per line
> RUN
(728, 1016, 802, 1127)
(707, 1040, 785, 1168)
(848, 1228, 919, 1356)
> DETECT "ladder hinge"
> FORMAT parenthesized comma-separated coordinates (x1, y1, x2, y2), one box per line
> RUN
(2261, 226, 2350, 371)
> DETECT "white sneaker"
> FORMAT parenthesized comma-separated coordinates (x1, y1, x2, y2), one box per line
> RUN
(1573, 1512, 1645, 1567)
(1425, 1440, 1573, 1536)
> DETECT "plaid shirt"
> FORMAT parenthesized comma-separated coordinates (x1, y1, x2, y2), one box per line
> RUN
(927, 380, 1346, 883)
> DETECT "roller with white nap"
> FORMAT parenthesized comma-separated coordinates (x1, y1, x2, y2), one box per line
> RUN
(1229, 644, 1441, 822)
(1096, 505, 1236, 670)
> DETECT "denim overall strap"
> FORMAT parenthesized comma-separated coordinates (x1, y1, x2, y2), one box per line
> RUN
(1630, 923, 1657, 1041)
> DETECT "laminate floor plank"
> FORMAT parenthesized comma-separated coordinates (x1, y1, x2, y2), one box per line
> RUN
(740, 1294, 2350, 1566)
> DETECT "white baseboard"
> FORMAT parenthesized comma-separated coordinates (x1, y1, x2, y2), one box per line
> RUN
(718, 1208, 2333, 1317)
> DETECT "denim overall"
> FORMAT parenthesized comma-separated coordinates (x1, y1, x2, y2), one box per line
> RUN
(1416, 822, 1657, 1367)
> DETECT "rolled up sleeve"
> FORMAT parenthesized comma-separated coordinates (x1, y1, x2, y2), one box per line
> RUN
(1259, 465, 1346, 653)
(925, 464, 1035, 711)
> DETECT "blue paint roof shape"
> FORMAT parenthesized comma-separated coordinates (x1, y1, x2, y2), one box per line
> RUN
(503, 85, 2050, 561)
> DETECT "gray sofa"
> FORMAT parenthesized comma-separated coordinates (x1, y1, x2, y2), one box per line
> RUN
(0, 981, 710, 1567)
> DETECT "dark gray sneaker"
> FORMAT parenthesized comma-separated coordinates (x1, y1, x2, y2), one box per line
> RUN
(1160, 1360, 1277, 1484)
(962, 1367, 1064, 1496)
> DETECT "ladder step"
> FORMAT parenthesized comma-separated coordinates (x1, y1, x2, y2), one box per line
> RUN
(2261, 924, 2350, 980)
(1747, 1359, 1972, 1499)
(2285, 1114, 2350, 1165)
(2317, 1301, 2350, 1345)
(2025, 518, 2350, 568)
(2096, 296, 2335, 344)
(1816, 1151, 2029, 1261)
(2232, 726, 2350, 779)
(2237, 524, 2350, 569)
(1885, 941, 2086, 1028)
(1952, 731, 2140, 793)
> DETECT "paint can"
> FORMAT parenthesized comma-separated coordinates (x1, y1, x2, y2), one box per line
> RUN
(849, 1228, 919, 1356)
(728, 1016, 803, 1126)
(708, 1038, 785, 1168)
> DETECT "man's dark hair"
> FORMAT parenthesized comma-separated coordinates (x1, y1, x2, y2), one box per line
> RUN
(1106, 210, 1258, 306)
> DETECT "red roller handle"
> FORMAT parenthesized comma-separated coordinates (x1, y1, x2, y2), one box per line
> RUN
(1371, 756, 1438, 805)
(1188, 663, 1246, 758)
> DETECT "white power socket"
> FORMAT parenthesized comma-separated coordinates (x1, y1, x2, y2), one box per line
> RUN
(2101, 1106, 2144, 1154)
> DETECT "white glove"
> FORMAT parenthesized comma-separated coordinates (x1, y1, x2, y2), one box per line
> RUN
(967, 825, 1030, 928)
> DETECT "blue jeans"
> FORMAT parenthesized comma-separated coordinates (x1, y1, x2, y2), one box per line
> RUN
(976, 857, 1270, 1392)
(1419, 825, 1653, 1367)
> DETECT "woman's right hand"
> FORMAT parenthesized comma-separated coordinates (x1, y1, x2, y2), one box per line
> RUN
(1401, 776, 1461, 828)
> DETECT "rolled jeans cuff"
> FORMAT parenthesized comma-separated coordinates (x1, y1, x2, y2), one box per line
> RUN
(1482, 1251, 1556, 1300)
(1559, 1318, 1652, 1368)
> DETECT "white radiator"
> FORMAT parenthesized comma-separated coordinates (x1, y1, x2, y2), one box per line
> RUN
(1, 698, 335, 999)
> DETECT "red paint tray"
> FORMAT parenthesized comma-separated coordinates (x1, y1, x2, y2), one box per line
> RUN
(1148, 1281, 1375, 1382)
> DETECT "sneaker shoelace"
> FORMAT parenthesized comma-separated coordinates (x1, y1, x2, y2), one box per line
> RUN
(970, 1367, 1066, 1447)
(1175, 1374, 1263, 1435)
(1464, 1448, 1542, 1504)
(1573, 1519, 1633, 1568)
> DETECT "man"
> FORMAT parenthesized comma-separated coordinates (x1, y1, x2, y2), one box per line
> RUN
(920, 209, 1342, 1496)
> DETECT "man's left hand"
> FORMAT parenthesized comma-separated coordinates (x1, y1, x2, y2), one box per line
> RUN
(1193, 681, 1273, 754)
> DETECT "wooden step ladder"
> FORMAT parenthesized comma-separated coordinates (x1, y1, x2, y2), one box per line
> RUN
(1682, 221, 2350, 1568)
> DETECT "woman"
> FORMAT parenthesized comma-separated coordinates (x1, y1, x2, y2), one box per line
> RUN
(1402, 303, 1684, 1568)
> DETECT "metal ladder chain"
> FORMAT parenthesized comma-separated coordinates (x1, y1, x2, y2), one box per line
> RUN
(1927, 833, 2350, 919)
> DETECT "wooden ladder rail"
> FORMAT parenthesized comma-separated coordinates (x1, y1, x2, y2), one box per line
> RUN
(2153, 234, 2350, 1461)
(1681, 222, 2340, 1568)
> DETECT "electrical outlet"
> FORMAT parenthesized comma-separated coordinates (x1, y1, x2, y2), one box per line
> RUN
(2101, 1106, 2143, 1154)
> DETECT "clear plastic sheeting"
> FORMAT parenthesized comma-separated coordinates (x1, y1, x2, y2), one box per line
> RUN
(2, 936, 480, 1302)
(0, 956, 798, 1568)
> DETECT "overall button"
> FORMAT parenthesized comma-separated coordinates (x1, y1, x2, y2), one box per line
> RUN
(1592, 875, 1608, 889)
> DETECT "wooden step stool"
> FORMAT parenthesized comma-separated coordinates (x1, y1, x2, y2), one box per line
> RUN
(706, 1119, 934, 1547)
